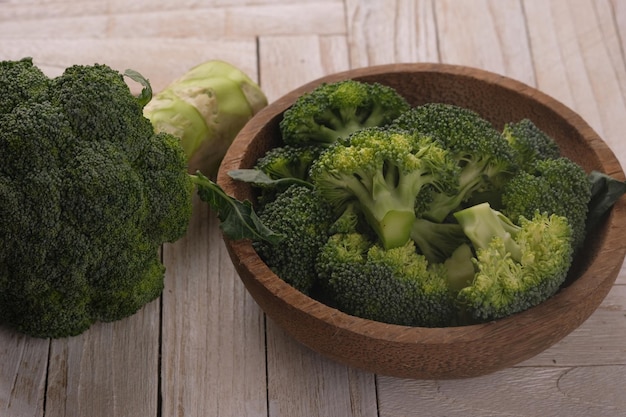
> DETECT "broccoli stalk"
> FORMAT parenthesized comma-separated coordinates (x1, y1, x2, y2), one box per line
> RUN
(409, 217, 468, 264)
(310, 127, 459, 250)
(143, 60, 268, 177)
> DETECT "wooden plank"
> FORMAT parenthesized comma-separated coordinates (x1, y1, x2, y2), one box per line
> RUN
(0, 0, 343, 20)
(0, 3, 346, 39)
(160, 198, 268, 417)
(258, 35, 350, 102)
(434, 0, 535, 86)
(0, 329, 48, 417)
(0, 38, 259, 93)
(345, 0, 439, 66)
(258, 34, 378, 417)
(266, 324, 377, 417)
(45, 300, 160, 417)
(524, 0, 626, 169)
(521, 284, 626, 366)
(376, 365, 626, 417)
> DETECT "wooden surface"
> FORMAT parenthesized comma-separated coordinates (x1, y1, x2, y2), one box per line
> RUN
(0, 0, 625, 416)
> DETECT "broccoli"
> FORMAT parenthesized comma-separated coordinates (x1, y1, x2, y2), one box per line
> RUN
(316, 233, 457, 327)
(0, 59, 193, 338)
(0, 58, 49, 113)
(144, 60, 268, 177)
(254, 143, 325, 182)
(500, 157, 591, 250)
(453, 202, 573, 322)
(279, 79, 411, 146)
(310, 127, 459, 250)
(392, 103, 515, 222)
(254, 184, 335, 294)
(409, 217, 468, 264)
(502, 118, 561, 171)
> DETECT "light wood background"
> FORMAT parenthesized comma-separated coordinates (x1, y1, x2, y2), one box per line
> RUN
(1, 1, 625, 416)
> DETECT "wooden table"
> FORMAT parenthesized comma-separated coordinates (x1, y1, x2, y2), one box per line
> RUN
(1, 1, 625, 416)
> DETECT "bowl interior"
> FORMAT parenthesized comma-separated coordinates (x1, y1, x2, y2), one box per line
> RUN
(217, 63, 626, 379)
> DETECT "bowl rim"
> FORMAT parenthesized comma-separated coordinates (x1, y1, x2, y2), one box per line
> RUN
(218, 63, 626, 354)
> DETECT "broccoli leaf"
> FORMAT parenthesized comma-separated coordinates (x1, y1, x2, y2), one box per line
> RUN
(124, 68, 153, 107)
(191, 171, 283, 244)
(228, 168, 313, 189)
(586, 170, 626, 232)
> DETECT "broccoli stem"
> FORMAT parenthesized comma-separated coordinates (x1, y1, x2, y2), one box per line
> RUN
(454, 202, 522, 262)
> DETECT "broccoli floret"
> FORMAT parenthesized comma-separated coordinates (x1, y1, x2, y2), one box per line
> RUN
(502, 118, 561, 171)
(409, 217, 468, 264)
(453, 202, 573, 322)
(52, 63, 155, 161)
(279, 79, 411, 146)
(254, 184, 335, 294)
(500, 157, 591, 250)
(254, 144, 325, 182)
(0, 61, 193, 338)
(392, 103, 515, 222)
(0, 57, 50, 113)
(310, 127, 459, 250)
(316, 233, 457, 327)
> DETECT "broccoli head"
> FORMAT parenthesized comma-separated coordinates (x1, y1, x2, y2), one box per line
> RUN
(310, 127, 459, 250)
(254, 184, 335, 294)
(0, 57, 50, 113)
(502, 118, 561, 171)
(316, 233, 457, 327)
(392, 103, 515, 222)
(500, 157, 591, 250)
(254, 143, 325, 182)
(279, 79, 411, 146)
(453, 202, 573, 322)
(0, 60, 193, 338)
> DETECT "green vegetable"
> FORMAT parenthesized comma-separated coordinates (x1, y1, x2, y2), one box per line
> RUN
(144, 60, 268, 177)
(409, 217, 468, 264)
(253, 184, 334, 294)
(219, 79, 625, 327)
(310, 127, 459, 250)
(0, 58, 193, 338)
(317, 233, 457, 327)
(500, 157, 591, 250)
(192, 171, 283, 245)
(279, 79, 410, 146)
(391, 103, 515, 222)
(454, 202, 573, 321)
(254, 144, 325, 182)
(502, 118, 561, 171)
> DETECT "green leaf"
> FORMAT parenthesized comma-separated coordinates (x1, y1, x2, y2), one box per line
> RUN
(586, 170, 626, 232)
(124, 69, 153, 107)
(228, 169, 313, 189)
(191, 171, 283, 244)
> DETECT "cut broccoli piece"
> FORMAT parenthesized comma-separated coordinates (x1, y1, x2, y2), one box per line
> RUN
(279, 79, 411, 146)
(254, 184, 335, 294)
(453, 202, 573, 322)
(310, 127, 459, 250)
(409, 217, 469, 264)
(501, 157, 591, 250)
(392, 103, 515, 222)
(502, 118, 561, 171)
(254, 143, 325, 182)
(316, 233, 457, 327)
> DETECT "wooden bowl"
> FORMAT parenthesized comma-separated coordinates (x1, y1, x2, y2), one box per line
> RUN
(217, 63, 626, 379)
